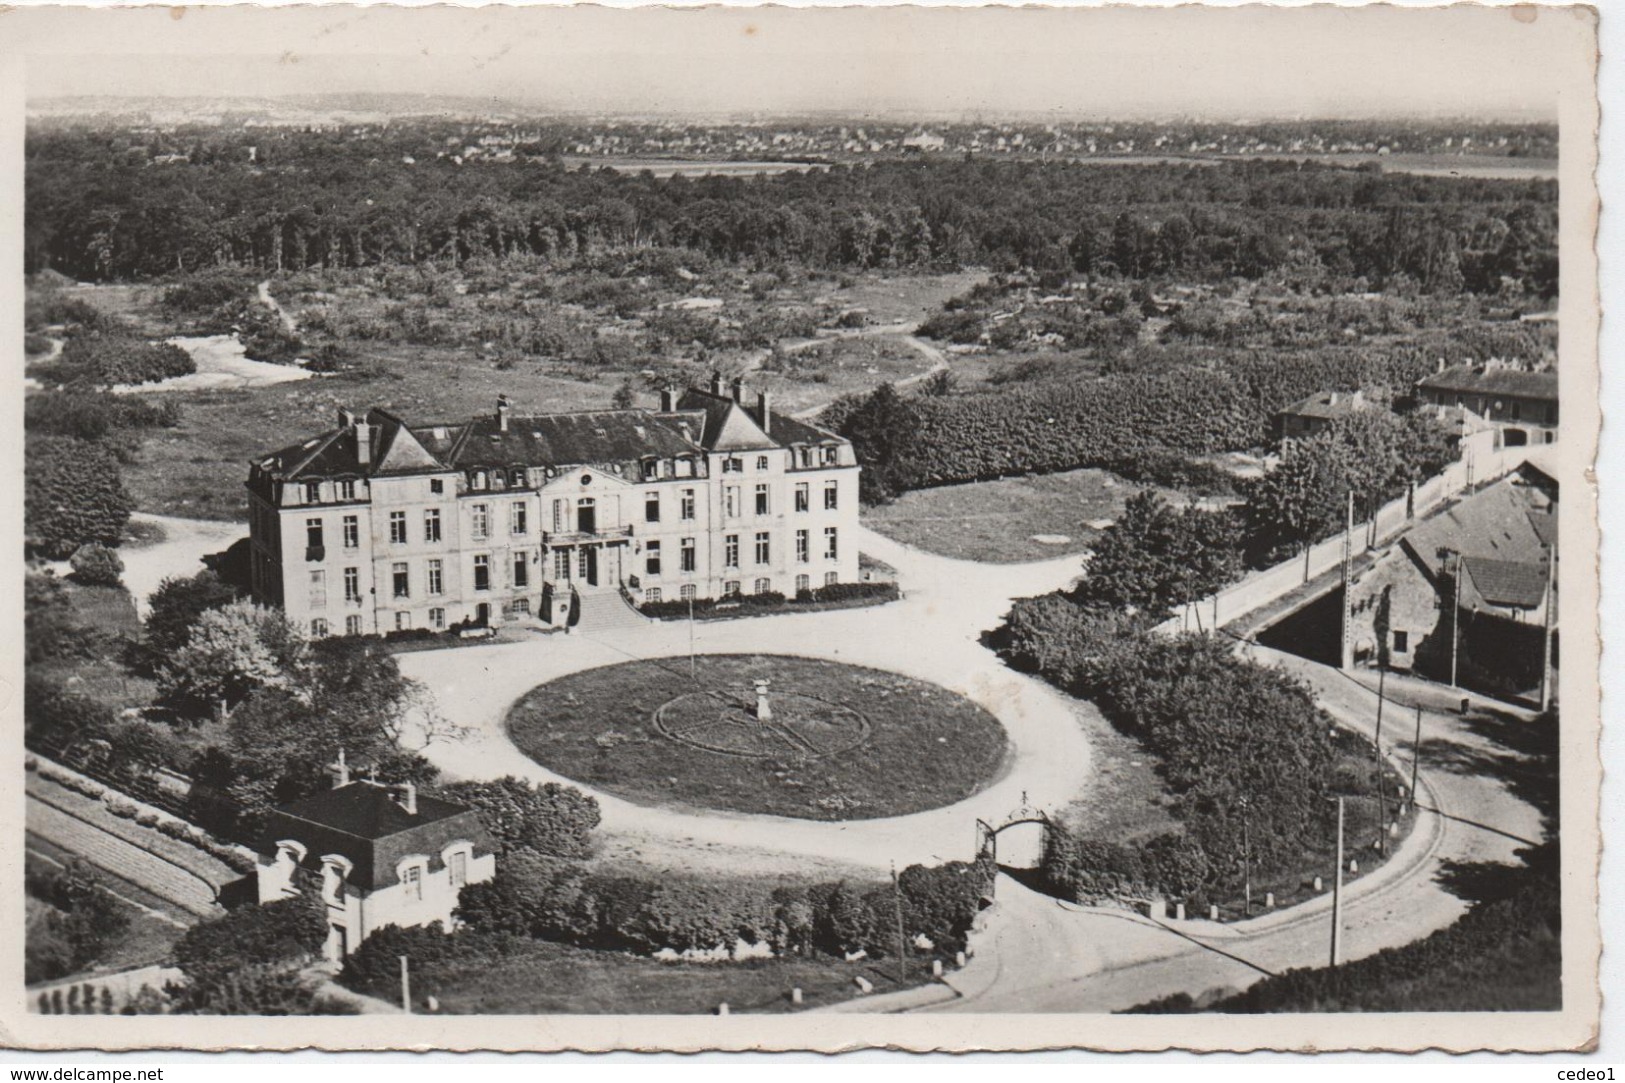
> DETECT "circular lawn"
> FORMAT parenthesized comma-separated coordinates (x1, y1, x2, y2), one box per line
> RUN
(504, 653, 1009, 821)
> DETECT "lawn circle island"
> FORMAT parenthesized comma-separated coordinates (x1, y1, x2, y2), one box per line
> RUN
(504, 653, 1010, 821)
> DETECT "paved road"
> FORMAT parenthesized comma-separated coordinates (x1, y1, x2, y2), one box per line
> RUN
(901, 647, 1550, 1013)
(402, 524, 1086, 874)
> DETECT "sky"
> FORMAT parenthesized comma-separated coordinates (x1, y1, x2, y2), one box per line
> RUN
(10, 4, 1588, 121)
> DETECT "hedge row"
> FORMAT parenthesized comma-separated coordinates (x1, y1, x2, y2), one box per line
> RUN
(171, 891, 330, 985)
(639, 581, 897, 620)
(839, 345, 1446, 497)
(444, 852, 994, 962)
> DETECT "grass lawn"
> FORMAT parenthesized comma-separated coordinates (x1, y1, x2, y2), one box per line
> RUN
(25, 851, 190, 985)
(375, 936, 930, 1015)
(861, 467, 1185, 563)
(825, 271, 987, 326)
(506, 654, 1008, 820)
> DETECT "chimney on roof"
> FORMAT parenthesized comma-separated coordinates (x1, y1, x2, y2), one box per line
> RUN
(731, 376, 745, 404)
(497, 394, 511, 433)
(354, 415, 371, 466)
(757, 390, 772, 435)
(710, 370, 725, 397)
(338, 407, 355, 429)
(660, 386, 679, 412)
(398, 781, 417, 817)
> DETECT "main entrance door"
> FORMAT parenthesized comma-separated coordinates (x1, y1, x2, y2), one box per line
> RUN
(583, 546, 599, 587)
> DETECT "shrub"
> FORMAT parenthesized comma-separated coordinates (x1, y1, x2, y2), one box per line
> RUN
(142, 570, 242, 659)
(172, 892, 328, 984)
(26, 391, 180, 442)
(25, 435, 135, 558)
(164, 963, 359, 1016)
(25, 861, 131, 980)
(435, 776, 600, 860)
(69, 543, 124, 587)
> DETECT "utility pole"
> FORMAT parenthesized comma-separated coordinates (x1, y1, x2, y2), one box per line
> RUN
(1340, 490, 1355, 671)
(1330, 797, 1346, 968)
(399, 955, 412, 1014)
(1449, 550, 1463, 689)
(1410, 704, 1423, 809)
(1240, 797, 1252, 917)
(1373, 665, 1387, 856)
(1539, 541, 1557, 713)
(890, 863, 908, 986)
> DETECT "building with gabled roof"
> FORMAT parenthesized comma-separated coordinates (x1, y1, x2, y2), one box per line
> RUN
(247, 376, 860, 637)
(1343, 462, 1556, 672)
(1416, 363, 1558, 448)
(255, 758, 497, 959)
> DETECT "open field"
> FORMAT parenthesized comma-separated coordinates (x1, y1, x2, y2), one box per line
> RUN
(860, 467, 1188, 563)
(363, 936, 928, 1015)
(506, 653, 1009, 821)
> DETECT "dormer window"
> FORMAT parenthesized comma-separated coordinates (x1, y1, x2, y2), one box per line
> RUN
(510, 468, 526, 488)
(642, 459, 660, 481)
(822, 446, 839, 466)
(338, 480, 356, 502)
(472, 470, 488, 491)
(304, 481, 322, 504)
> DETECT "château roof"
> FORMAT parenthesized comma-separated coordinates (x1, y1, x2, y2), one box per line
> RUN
(253, 383, 850, 482)
(1418, 365, 1558, 402)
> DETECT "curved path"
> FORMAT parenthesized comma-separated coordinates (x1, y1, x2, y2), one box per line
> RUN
(400, 525, 1086, 873)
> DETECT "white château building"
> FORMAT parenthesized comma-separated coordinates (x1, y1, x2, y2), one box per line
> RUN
(246, 376, 862, 636)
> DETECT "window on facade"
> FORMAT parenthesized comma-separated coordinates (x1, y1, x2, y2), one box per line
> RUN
(311, 618, 328, 637)
(724, 457, 742, 473)
(1393, 631, 1410, 654)
(392, 562, 410, 599)
(647, 587, 663, 604)
(1511, 401, 1522, 421)
(725, 534, 740, 569)
(514, 551, 529, 588)
(755, 484, 770, 515)
(576, 498, 596, 533)
(755, 532, 771, 565)
(427, 559, 443, 596)
(430, 479, 444, 495)
(824, 481, 839, 510)
(342, 515, 359, 549)
(725, 486, 740, 518)
(680, 584, 697, 601)
(577, 548, 590, 580)
(796, 529, 810, 563)
(448, 850, 468, 889)
(389, 511, 407, 545)
(511, 502, 527, 536)
(681, 537, 696, 572)
(346, 615, 363, 636)
(338, 480, 356, 501)
(402, 864, 423, 900)
(755, 577, 772, 595)
(680, 489, 696, 520)
(825, 571, 839, 587)
(396, 611, 412, 631)
(471, 504, 489, 540)
(756, 455, 769, 471)
(308, 569, 327, 608)
(419, 508, 439, 543)
(304, 481, 322, 504)
(646, 493, 661, 523)
(795, 483, 810, 512)
(429, 607, 446, 631)
(307, 518, 325, 551)
(724, 580, 741, 597)
(554, 550, 572, 580)
(344, 567, 360, 603)
(796, 574, 810, 595)
(824, 526, 838, 560)
(646, 541, 662, 577)
(473, 555, 491, 592)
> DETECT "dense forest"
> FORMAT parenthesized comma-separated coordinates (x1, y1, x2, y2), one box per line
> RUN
(26, 128, 1556, 293)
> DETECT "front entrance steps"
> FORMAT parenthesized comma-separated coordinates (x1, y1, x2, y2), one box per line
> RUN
(572, 588, 651, 633)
